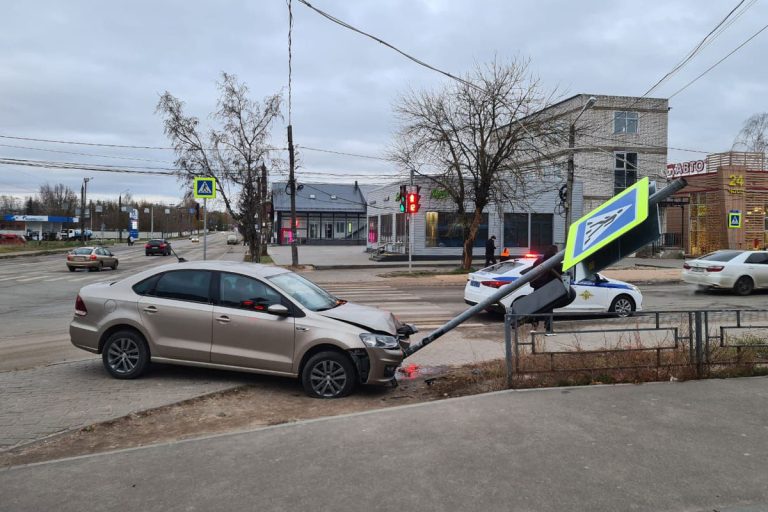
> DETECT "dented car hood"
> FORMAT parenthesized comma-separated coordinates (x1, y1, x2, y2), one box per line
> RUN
(316, 302, 400, 335)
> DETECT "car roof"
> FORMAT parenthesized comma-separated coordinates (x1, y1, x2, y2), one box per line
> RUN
(140, 261, 291, 279)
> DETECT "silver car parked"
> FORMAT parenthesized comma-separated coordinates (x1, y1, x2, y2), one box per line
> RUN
(70, 261, 414, 398)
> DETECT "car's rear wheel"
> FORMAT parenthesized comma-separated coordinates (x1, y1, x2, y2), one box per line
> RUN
(609, 295, 635, 317)
(102, 330, 150, 379)
(301, 351, 356, 399)
(68, 266, 75, 272)
(734, 276, 754, 296)
(112, 260, 118, 270)
(145, 252, 150, 256)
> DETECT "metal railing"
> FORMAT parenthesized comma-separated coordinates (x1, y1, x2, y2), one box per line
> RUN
(504, 309, 768, 386)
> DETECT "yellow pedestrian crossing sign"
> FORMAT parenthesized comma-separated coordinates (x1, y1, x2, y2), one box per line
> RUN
(728, 210, 742, 229)
(194, 177, 216, 199)
(564, 177, 650, 271)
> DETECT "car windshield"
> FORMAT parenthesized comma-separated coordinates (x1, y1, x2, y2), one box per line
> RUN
(699, 250, 742, 262)
(72, 248, 93, 255)
(268, 273, 338, 311)
(149, 239, 164, 244)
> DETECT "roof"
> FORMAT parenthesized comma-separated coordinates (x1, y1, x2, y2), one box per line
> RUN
(271, 182, 367, 213)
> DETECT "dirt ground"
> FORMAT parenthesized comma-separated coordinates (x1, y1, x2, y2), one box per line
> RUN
(0, 366, 495, 468)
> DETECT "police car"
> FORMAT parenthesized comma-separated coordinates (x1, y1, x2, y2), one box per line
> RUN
(463, 255, 643, 317)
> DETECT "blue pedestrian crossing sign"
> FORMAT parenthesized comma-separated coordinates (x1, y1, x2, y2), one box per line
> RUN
(193, 177, 216, 199)
(564, 177, 650, 271)
(728, 210, 742, 229)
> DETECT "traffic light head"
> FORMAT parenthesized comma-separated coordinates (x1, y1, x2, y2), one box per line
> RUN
(406, 192, 420, 213)
(399, 185, 407, 213)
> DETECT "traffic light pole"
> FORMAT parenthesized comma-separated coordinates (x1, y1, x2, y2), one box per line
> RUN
(203, 198, 207, 260)
(408, 170, 414, 271)
(403, 177, 688, 358)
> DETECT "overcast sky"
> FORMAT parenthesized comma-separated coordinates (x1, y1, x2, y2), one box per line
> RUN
(1, 0, 766, 206)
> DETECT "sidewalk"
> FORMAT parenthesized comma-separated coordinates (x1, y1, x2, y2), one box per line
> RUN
(3, 377, 766, 511)
(0, 360, 252, 450)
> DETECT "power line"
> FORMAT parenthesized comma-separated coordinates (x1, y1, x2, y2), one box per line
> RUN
(0, 143, 177, 164)
(299, 145, 391, 161)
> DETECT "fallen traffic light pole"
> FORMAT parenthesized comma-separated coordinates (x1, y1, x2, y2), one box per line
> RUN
(403, 177, 688, 358)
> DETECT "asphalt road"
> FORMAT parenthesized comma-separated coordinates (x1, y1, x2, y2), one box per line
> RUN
(0, 233, 243, 371)
(1, 247, 767, 371)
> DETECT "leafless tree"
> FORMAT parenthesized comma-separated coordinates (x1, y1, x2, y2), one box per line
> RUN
(391, 59, 562, 269)
(38, 183, 77, 216)
(0, 195, 21, 214)
(157, 72, 282, 262)
(733, 113, 768, 153)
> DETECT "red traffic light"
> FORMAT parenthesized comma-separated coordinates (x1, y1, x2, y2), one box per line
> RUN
(406, 193, 420, 213)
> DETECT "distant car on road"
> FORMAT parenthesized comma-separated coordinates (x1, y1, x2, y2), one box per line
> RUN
(66, 246, 118, 272)
(190, 236, 199, 243)
(464, 256, 643, 317)
(226, 233, 238, 245)
(145, 239, 171, 256)
(682, 250, 768, 295)
(69, 261, 415, 398)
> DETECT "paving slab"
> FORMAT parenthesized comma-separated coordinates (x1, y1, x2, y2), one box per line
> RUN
(0, 360, 252, 450)
(2, 377, 767, 512)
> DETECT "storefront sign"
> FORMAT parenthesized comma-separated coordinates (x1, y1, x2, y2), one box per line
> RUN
(665, 160, 708, 179)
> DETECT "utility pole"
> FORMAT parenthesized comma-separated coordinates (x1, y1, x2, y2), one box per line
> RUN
(287, 125, 298, 266)
(118, 195, 122, 242)
(80, 177, 91, 243)
(260, 163, 268, 258)
(565, 96, 597, 234)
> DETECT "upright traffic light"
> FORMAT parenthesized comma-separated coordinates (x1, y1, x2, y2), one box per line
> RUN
(406, 186, 421, 213)
(398, 185, 407, 213)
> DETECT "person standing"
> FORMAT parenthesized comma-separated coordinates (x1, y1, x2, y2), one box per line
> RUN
(485, 235, 497, 267)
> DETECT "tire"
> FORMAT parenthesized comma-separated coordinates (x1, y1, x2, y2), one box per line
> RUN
(301, 351, 356, 399)
(102, 330, 150, 379)
(112, 261, 119, 270)
(734, 276, 754, 296)
(145, 252, 150, 256)
(609, 295, 635, 317)
(68, 266, 76, 272)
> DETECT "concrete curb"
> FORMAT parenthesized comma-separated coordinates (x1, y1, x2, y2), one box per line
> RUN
(0, 248, 74, 260)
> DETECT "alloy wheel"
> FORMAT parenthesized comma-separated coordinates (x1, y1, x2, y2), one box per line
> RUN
(309, 360, 347, 398)
(613, 297, 633, 317)
(106, 337, 140, 375)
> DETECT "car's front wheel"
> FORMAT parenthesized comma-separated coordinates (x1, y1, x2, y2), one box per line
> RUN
(734, 276, 754, 296)
(301, 351, 356, 399)
(609, 295, 635, 317)
(102, 330, 150, 379)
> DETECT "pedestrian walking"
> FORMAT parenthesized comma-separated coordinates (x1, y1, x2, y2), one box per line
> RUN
(127, 234, 133, 246)
(485, 235, 497, 267)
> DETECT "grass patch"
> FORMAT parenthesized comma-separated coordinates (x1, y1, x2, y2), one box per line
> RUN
(243, 253, 274, 264)
(379, 266, 476, 278)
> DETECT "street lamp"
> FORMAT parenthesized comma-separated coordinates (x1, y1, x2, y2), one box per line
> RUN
(565, 96, 597, 233)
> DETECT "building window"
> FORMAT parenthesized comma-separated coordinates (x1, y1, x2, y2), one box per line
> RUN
(614, 111, 638, 134)
(425, 212, 488, 248)
(614, 152, 638, 195)
(396, 213, 407, 242)
(368, 216, 378, 243)
(503, 213, 528, 248)
(380, 214, 393, 242)
(530, 214, 554, 251)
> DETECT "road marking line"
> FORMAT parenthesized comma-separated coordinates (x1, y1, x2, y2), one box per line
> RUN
(15, 276, 47, 282)
(43, 276, 73, 282)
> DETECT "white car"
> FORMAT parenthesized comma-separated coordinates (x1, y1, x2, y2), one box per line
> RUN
(682, 250, 768, 295)
(464, 257, 643, 317)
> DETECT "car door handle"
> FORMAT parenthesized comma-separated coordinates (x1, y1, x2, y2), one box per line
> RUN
(143, 306, 158, 313)
(296, 326, 309, 331)
(216, 315, 231, 324)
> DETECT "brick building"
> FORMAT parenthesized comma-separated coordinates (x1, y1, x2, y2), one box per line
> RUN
(666, 152, 768, 255)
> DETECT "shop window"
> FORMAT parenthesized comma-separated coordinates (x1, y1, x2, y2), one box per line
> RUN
(395, 213, 407, 242)
(614, 152, 637, 195)
(614, 111, 638, 134)
(530, 214, 554, 251)
(503, 213, 528, 248)
(380, 214, 393, 242)
(425, 212, 488, 248)
(368, 216, 378, 243)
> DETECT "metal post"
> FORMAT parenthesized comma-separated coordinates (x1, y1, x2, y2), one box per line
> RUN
(694, 310, 703, 377)
(118, 195, 122, 243)
(504, 312, 513, 387)
(404, 177, 688, 358)
(409, 169, 414, 271)
(203, 198, 208, 260)
(288, 125, 298, 266)
(150, 205, 154, 239)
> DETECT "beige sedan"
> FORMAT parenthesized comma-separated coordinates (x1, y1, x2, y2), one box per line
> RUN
(66, 246, 119, 272)
(70, 261, 415, 398)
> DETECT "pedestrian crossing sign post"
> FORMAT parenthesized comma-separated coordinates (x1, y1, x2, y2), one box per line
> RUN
(193, 177, 216, 260)
(193, 177, 216, 199)
(564, 177, 654, 272)
(728, 210, 742, 229)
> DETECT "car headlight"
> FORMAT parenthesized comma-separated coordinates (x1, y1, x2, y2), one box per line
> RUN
(359, 333, 399, 349)
(630, 285, 640, 292)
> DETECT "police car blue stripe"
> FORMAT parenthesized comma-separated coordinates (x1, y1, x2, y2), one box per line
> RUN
(575, 280, 633, 290)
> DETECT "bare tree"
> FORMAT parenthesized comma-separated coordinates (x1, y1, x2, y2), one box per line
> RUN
(157, 72, 282, 262)
(391, 59, 562, 269)
(733, 113, 768, 153)
(38, 183, 77, 216)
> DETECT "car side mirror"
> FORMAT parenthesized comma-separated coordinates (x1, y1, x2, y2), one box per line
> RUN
(267, 304, 290, 316)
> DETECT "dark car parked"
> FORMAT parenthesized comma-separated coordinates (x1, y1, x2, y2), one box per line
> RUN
(145, 239, 171, 256)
